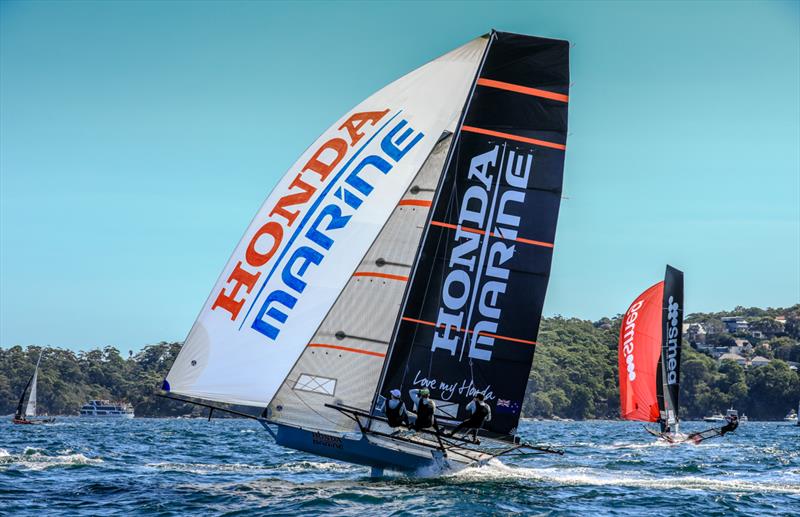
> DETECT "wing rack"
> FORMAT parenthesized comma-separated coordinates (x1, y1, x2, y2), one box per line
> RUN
(325, 403, 563, 463)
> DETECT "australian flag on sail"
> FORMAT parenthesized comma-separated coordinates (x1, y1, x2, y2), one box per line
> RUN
(378, 31, 570, 437)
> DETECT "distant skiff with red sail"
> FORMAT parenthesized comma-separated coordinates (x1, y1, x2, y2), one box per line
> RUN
(618, 266, 738, 443)
(160, 31, 568, 474)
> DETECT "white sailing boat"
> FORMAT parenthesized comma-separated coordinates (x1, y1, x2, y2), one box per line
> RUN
(162, 30, 569, 474)
(12, 350, 55, 425)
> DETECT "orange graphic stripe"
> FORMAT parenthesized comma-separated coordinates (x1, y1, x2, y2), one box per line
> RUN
(353, 272, 409, 282)
(401, 317, 537, 346)
(461, 125, 566, 151)
(477, 78, 569, 103)
(429, 220, 554, 249)
(399, 199, 432, 207)
(308, 343, 386, 357)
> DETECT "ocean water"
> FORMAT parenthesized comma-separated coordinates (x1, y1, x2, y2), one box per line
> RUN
(0, 417, 798, 516)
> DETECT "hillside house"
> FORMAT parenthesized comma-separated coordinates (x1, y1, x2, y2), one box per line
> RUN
(722, 316, 749, 333)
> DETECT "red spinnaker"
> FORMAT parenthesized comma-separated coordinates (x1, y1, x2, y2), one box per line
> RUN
(619, 281, 664, 422)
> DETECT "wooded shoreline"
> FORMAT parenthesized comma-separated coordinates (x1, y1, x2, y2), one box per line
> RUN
(2, 305, 798, 421)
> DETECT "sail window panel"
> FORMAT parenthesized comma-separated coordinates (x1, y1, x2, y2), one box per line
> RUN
(294, 374, 337, 396)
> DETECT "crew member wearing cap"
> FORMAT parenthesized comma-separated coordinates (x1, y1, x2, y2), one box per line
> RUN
(409, 388, 436, 431)
(385, 389, 409, 428)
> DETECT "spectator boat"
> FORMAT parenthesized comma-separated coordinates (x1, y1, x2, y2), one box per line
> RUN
(79, 400, 135, 418)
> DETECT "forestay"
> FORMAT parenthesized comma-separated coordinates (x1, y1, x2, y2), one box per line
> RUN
(164, 38, 487, 407)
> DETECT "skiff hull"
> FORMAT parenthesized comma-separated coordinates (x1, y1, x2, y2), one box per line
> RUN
(262, 421, 488, 474)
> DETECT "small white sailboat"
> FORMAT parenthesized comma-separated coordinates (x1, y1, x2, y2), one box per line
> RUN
(12, 351, 55, 425)
(161, 30, 570, 474)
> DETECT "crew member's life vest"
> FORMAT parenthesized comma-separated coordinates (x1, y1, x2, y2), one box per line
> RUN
(386, 400, 405, 427)
(416, 399, 434, 428)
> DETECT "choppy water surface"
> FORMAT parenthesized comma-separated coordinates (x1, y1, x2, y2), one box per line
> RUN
(1, 417, 798, 515)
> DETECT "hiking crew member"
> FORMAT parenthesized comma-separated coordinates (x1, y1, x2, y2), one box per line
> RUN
(385, 389, 408, 428)
(720, 414, 739, 436)
(450, 393, 491, 442)
(409, 388, 436, 431)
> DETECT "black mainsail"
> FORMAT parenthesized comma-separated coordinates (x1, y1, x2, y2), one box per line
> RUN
(657, 265, 684, 432)
(376, 32, 569, 436)
(14, 374, 34, 421)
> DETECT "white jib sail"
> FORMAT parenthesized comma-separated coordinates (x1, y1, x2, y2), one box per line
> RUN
(165, 37, 487, 407)
(25, 352, 42, 417)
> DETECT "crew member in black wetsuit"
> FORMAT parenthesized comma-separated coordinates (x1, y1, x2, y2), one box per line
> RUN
(657, 416, 671, 435)
(409, 388, 436, 431)
(449, 393, 492, 443)
(720, 414, 739, 435)
(385, 389, 408, 428)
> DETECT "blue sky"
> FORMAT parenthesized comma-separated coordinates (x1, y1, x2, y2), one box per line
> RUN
(1, 1, 798, 351)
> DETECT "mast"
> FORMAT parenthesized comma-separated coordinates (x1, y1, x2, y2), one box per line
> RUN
(376, 31, 570, 437)
(661, 265, 683, 433)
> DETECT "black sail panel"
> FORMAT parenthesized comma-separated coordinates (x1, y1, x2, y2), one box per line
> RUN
(377, 31, 569, 436)
(14, 374, 33, 420)
(662, 265, 684, 425)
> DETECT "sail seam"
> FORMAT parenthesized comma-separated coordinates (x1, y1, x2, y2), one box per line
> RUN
(461, 126, 566, 150)
(308, 343, 386, 358)
(398, 199, 433, 207)
(477, 78, 569, 102)
(353, 272, 409, 282)
(430, 220, 554, 248)
(400, 317, 537, 346)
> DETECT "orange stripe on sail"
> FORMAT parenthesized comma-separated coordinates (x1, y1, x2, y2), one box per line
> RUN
(398, 199, 432, 207)
(308, 343, 386, 358)
(461, 125, 566, 151)
(429, 220, 554, 249)
(400, 317, 537, 346)
(353, 272, 409, 282)
(477, 78, 569, 103)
